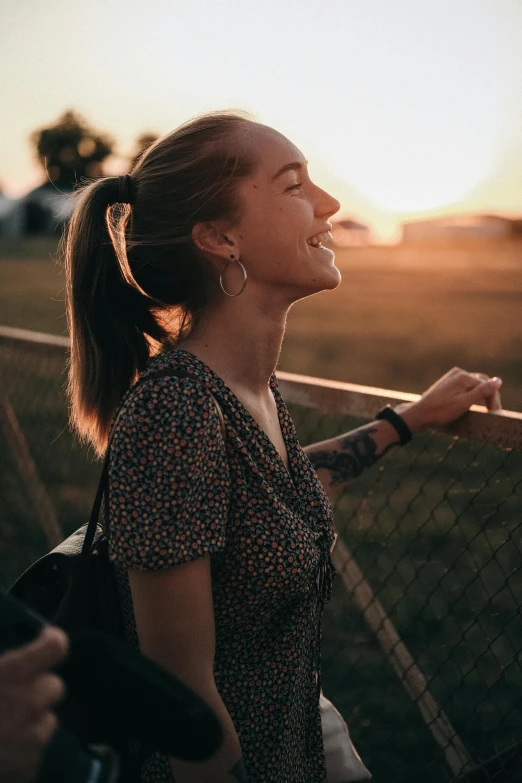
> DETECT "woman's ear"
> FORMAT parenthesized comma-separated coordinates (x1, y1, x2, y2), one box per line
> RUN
(192, 222, 236, 263)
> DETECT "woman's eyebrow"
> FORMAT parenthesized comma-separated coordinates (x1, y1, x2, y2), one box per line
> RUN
(271, 160, 308, 181)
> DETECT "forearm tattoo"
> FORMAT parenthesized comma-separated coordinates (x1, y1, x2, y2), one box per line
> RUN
(230, 758, 248, 782)
(308, 426, 394, 486)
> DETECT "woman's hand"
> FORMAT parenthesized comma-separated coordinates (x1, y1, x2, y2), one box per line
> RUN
(395, 367, 503, 434)
(0, 626, 68, 783)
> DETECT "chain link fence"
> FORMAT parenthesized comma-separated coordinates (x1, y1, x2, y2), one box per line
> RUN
(1, 327, 521, 783)
(278, 374, 522, 783)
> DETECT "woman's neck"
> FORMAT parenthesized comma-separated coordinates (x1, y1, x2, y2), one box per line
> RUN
(174, 296, 288, 398)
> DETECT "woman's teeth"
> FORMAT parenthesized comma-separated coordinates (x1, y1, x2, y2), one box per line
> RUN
(307, 231, 333, 247)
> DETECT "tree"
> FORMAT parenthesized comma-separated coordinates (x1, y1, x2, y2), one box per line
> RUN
(31, 110, 114, 190)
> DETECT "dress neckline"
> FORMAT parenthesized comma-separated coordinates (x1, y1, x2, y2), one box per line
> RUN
(152, 348, 299, 496)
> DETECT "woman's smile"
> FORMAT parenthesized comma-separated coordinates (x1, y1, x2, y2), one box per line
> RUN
(306, 230, 333, 248)
(306, 230, 335, 260)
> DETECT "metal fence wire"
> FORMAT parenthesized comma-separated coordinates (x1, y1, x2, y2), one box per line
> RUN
(0, 327, 521, 783)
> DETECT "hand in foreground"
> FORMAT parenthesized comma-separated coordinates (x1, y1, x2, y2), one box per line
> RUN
(0, 626, 68, 783)
(396, 367, 503, 434)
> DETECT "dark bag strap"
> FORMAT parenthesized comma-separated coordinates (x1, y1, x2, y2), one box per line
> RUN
(79, 368, 224, 567)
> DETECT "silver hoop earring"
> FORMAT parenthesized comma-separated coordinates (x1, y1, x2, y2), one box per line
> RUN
(219, 259, 247, 297)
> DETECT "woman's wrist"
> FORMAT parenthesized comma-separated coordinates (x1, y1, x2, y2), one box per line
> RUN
(393, 402, 427, 435)
(375, 406, 413, 444)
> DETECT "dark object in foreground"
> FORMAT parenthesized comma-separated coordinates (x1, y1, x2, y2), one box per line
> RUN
(0, 590, 223, 782)
(7, 368, 219, 779)
(455, 740, 522, 783)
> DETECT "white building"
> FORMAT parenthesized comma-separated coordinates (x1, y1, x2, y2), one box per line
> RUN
(0, 185, 74, 236)
(331, 218, 371, 247)
(402, 214, 522, 244)
(0, 194, 23, 235)
(21, 184, 74, 234)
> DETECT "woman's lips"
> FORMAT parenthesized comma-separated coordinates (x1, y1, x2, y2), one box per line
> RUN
(306, 230, 333, 247)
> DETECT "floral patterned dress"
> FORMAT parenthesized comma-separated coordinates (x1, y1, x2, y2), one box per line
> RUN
(106, 349, 336, 783)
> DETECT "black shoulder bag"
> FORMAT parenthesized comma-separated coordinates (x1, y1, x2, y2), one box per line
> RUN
(8, 368, 219, 780)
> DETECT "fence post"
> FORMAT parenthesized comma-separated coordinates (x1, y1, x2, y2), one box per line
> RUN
(0, 398, 62, 548)
(332, 536, 474, 777)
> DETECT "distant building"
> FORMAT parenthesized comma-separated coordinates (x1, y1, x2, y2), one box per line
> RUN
(0, 194, 23, 236)
(331, 218, 371, 247)
(401, 214, 522, 244)
(0, 184, 74, 237)
(20, 183, 74, 235)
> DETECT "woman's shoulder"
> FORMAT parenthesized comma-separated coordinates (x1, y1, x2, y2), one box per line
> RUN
(111, 350, 218, 439)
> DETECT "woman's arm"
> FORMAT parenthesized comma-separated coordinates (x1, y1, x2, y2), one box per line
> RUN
(304, 368, 503, 500)
(129, 555, 247, 783)
(303, 404, 417, 500)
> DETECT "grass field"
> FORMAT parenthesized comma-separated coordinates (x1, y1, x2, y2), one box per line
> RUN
(1, 237, 521, 782)
(1, 236, 521, 411)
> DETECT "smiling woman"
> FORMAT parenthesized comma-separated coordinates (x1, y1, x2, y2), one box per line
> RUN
(60, 109, 503, 783)
(62, 109, 343, 783)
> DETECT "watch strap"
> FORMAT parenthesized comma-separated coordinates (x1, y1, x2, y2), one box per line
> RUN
(375, 405, 413, 445)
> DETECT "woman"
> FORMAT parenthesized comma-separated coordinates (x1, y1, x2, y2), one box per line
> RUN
(64, 111, 502, 783)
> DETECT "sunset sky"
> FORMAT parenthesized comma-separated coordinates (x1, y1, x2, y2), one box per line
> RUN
(1, 0, 521, 241)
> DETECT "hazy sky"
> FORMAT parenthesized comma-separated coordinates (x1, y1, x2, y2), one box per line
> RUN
(2, 0, 521, 240)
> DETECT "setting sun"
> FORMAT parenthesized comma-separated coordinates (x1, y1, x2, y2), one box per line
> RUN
(329, 85, 506, 214)
(315, 1, 518, 215)
(0, 0, 521, 240)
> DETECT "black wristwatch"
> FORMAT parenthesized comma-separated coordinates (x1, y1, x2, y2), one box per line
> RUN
(375, 405, 413, 445)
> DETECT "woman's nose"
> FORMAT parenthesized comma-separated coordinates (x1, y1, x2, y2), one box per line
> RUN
(316, 188, 341, 220)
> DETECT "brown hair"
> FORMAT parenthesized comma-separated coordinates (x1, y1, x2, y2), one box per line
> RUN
(63, 110, 256, 456)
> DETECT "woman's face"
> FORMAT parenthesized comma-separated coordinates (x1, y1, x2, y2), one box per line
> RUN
(231, 124, 342, 303)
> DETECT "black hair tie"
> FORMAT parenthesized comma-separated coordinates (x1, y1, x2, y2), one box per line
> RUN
(108, 173, 135, 206)
(118, 173, 135, 204)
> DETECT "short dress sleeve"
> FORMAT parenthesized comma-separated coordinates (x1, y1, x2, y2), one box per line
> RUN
(107, 376, 230, 570)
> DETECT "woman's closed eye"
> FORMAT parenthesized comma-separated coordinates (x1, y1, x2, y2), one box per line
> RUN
(287, 182, 303, 192)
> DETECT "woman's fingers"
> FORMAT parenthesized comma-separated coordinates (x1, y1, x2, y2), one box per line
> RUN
(470, 372, 490, 384)
(29, 672, 67, 715)
(487, 390, 503, 411)
(446, 370, 502, 406)
(0, 629, 68, 783)
(0, 627, 69, 683)
(30, 710, 59, 750)
(453, 370, 488, 392)
(413, 369, 504, 428)
(16, 712, 60, 781)
(466, 373, 503, 410)
(481, 385, 503, 412)
(462, 377, 503, 410)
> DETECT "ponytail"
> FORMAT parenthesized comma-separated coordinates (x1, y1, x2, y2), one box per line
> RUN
(63, 110, 257, 456)
(63, 177, 167, 456)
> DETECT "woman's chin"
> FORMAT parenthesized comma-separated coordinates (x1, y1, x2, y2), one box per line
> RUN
(315, 263, 342, 291)
(291, 266, 341, 301)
